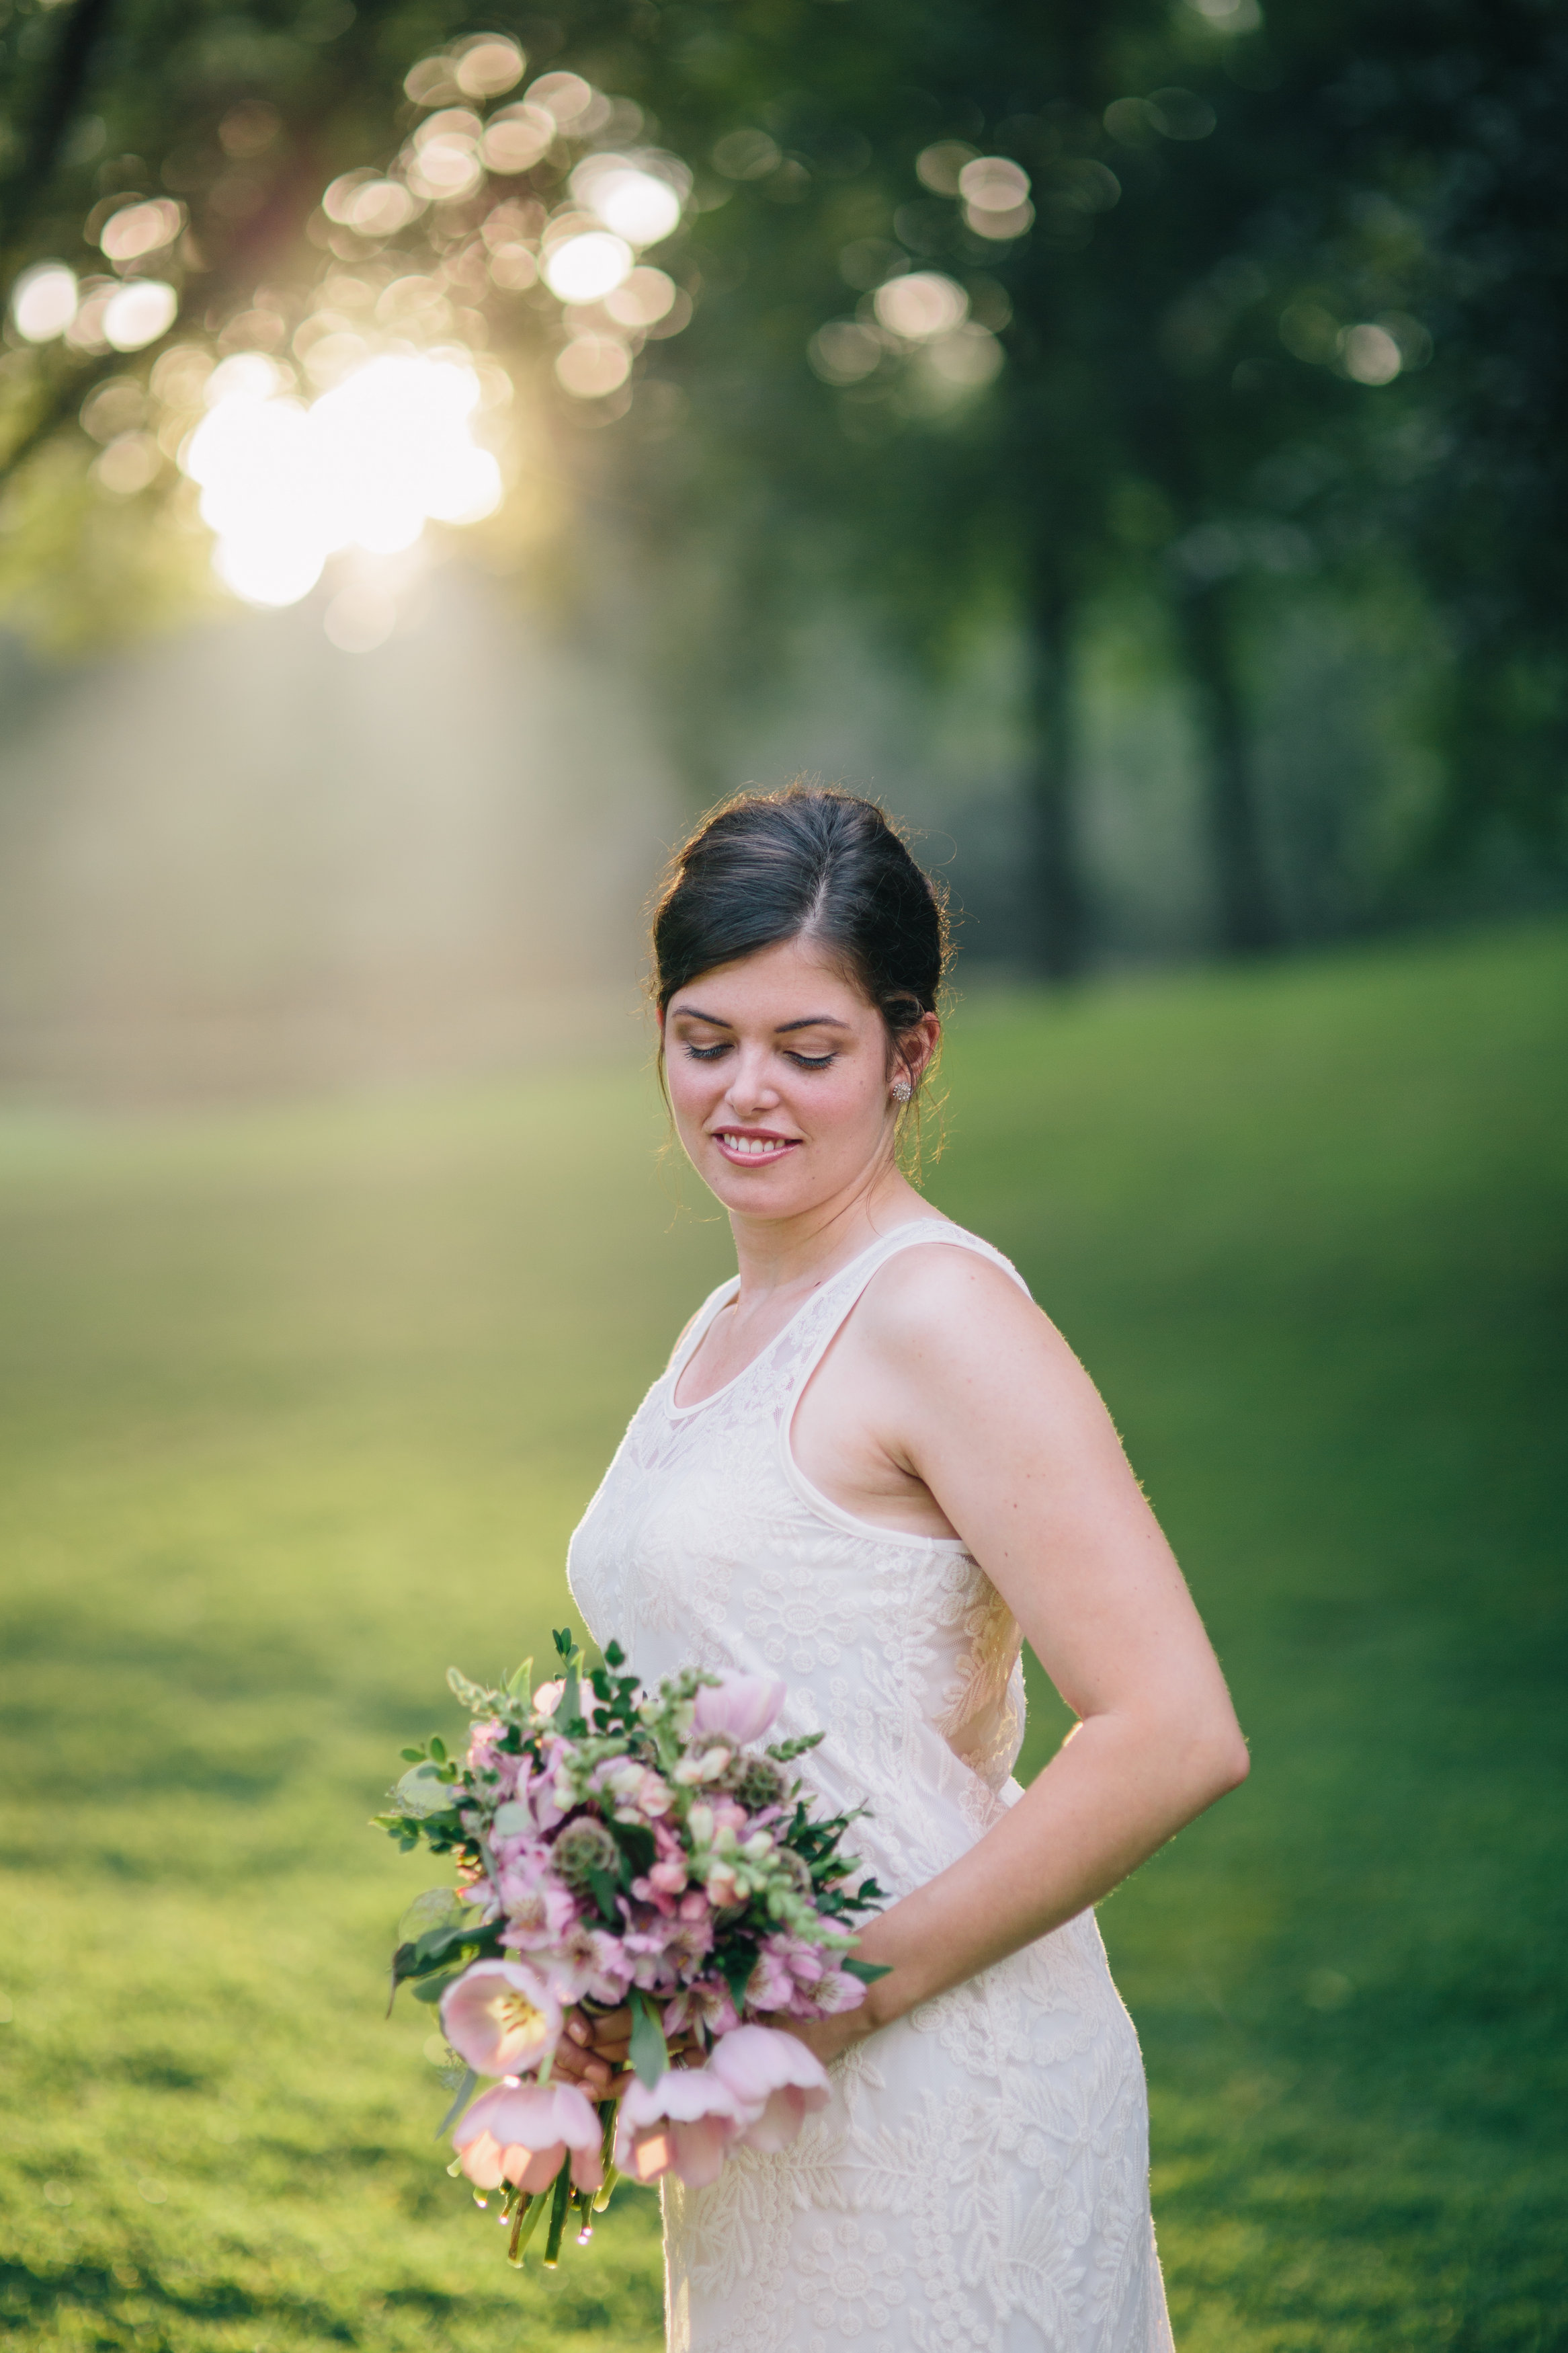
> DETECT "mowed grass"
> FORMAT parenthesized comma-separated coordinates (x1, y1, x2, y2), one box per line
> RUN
(1, 921, 1565, 2353)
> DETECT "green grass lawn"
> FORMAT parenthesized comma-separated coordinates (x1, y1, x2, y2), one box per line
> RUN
(1, 921, 1565, 2353)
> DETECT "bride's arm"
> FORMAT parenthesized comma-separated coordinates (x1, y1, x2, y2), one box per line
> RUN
(795, 1246, 1249, 2066)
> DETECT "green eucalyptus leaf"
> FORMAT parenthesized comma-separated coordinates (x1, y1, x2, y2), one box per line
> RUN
(717, 1942, 757, 2013)
(411, 1969, 460, 2006)
(628, 1990, 669, 2089)
(395, 1762, 458, 1817)
(397, 1888, 466, 1946)
(434, 2065, 479, 2139)
(585, 1865, 622, 1925)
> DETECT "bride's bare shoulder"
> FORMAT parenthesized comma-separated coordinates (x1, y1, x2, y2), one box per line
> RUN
(858, 1232, 1046, 1352)
(854, 1236, 1092, 1427)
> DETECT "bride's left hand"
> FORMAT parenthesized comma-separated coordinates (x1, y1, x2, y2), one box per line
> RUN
(779, 2005, 873, 2071)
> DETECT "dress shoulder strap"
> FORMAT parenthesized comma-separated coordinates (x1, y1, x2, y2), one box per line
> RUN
(665, 1273, 739, 1382)
(776, 1220, 1031, 1406)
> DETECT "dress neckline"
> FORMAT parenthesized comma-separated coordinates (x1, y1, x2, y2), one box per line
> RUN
(666, 1214, 950, 1418)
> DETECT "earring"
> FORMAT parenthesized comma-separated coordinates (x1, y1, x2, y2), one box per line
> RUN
(891, 1075, 913, 1104)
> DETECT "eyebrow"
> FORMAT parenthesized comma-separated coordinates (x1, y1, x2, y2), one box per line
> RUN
(670, 1006, 852, 1034)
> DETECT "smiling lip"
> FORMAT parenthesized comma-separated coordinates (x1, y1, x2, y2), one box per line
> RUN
(712, 1129, 801, 1164)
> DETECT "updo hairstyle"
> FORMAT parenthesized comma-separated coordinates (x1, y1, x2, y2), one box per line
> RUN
(651, 785, 950, 1114)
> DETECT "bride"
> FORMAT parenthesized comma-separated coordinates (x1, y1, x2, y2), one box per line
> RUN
(561, 787, 1249, 2352)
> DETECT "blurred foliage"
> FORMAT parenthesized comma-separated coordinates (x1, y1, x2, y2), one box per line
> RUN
(1, 0, 1565, 959)
(1, 920, 1565, 2348)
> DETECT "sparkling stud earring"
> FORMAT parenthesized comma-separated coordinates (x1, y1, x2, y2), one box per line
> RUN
(891, 1075, 913, 1104)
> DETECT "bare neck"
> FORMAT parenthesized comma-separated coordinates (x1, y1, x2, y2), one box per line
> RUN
(727, 1164, 942, 1310)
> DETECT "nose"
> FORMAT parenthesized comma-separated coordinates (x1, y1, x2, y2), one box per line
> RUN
(724, 1045, 780, 1118)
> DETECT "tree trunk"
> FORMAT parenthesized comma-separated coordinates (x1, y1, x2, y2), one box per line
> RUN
(0, 0, 116, 237)
(1178, 582, 1279, 955)
(1022, 570, 1087, 979)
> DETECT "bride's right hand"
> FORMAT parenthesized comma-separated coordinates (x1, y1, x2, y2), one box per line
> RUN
(553, 2005, 632, 2095)
(552, 2005, 699, 2096)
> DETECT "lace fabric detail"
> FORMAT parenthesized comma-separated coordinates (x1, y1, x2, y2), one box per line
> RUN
(567, 1220, 1175, 2352)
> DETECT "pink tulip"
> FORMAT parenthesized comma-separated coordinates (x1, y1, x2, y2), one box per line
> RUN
(613, 2067, 747, 2188)
(440, 1958, 561, 2077)
(454, 2080, 604, 2194)
(708, 2024, 831, 2153)
(692, 1672, 787, 1746)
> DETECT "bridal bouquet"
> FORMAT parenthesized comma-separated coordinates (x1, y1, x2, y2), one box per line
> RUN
(375, 1630, 886, 2270)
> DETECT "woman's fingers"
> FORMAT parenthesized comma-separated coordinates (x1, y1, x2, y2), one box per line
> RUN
(572, 2005, 631, 2050)
(556, 2006, 633, 2087)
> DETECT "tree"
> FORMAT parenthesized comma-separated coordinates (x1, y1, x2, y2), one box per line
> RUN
(3, 0, 1564, 957)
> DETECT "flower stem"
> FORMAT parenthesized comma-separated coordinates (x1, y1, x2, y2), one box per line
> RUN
(506, 2194, 544, 2266)
(541, 2157, 573, 2268)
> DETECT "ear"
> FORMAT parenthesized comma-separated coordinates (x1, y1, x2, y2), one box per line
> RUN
(900, 1011, 941, 1086)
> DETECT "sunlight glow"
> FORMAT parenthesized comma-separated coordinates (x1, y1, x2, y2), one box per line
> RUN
(181, 353, 502, 608)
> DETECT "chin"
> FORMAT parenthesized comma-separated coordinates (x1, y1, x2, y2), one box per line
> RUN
(708, 1169, 807, 1215)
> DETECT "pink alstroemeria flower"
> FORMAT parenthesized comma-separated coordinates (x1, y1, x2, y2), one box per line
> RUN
(662, 1979, 739, 2042)
(613, 2067, 746, 2188)
(464, 1718, 508, 1780)
(454, 2080, 604, 2194)
(440, 1958, 561, 2077)
(692, 1672, 787, 1747)
(544, 1923, 633, 2007)
(808, 1967, 869, 2016)
(495, 1859, 578, 1950)
(708, 2024, 831, 2153)
(743, 1944, 796, 2011)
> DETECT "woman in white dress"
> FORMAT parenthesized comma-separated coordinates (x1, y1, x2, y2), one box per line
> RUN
(561, 788, 1249, 2352)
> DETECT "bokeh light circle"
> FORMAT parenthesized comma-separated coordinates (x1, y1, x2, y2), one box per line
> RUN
(9, 264, 79, 342)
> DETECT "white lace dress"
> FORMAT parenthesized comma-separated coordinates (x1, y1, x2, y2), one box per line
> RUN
(567, 1219, 1176, 2353)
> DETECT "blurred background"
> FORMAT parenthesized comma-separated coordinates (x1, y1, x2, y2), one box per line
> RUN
(1, 4, 1564, 2350)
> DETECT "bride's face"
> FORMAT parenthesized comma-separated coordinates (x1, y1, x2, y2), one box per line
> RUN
(661, 934, 934, 1220)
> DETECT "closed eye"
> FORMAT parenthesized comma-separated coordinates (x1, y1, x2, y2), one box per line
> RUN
(787, 1051, 835, 1069)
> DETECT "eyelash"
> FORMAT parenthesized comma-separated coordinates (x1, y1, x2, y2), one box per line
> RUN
(682, 1043, 836, 1070)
